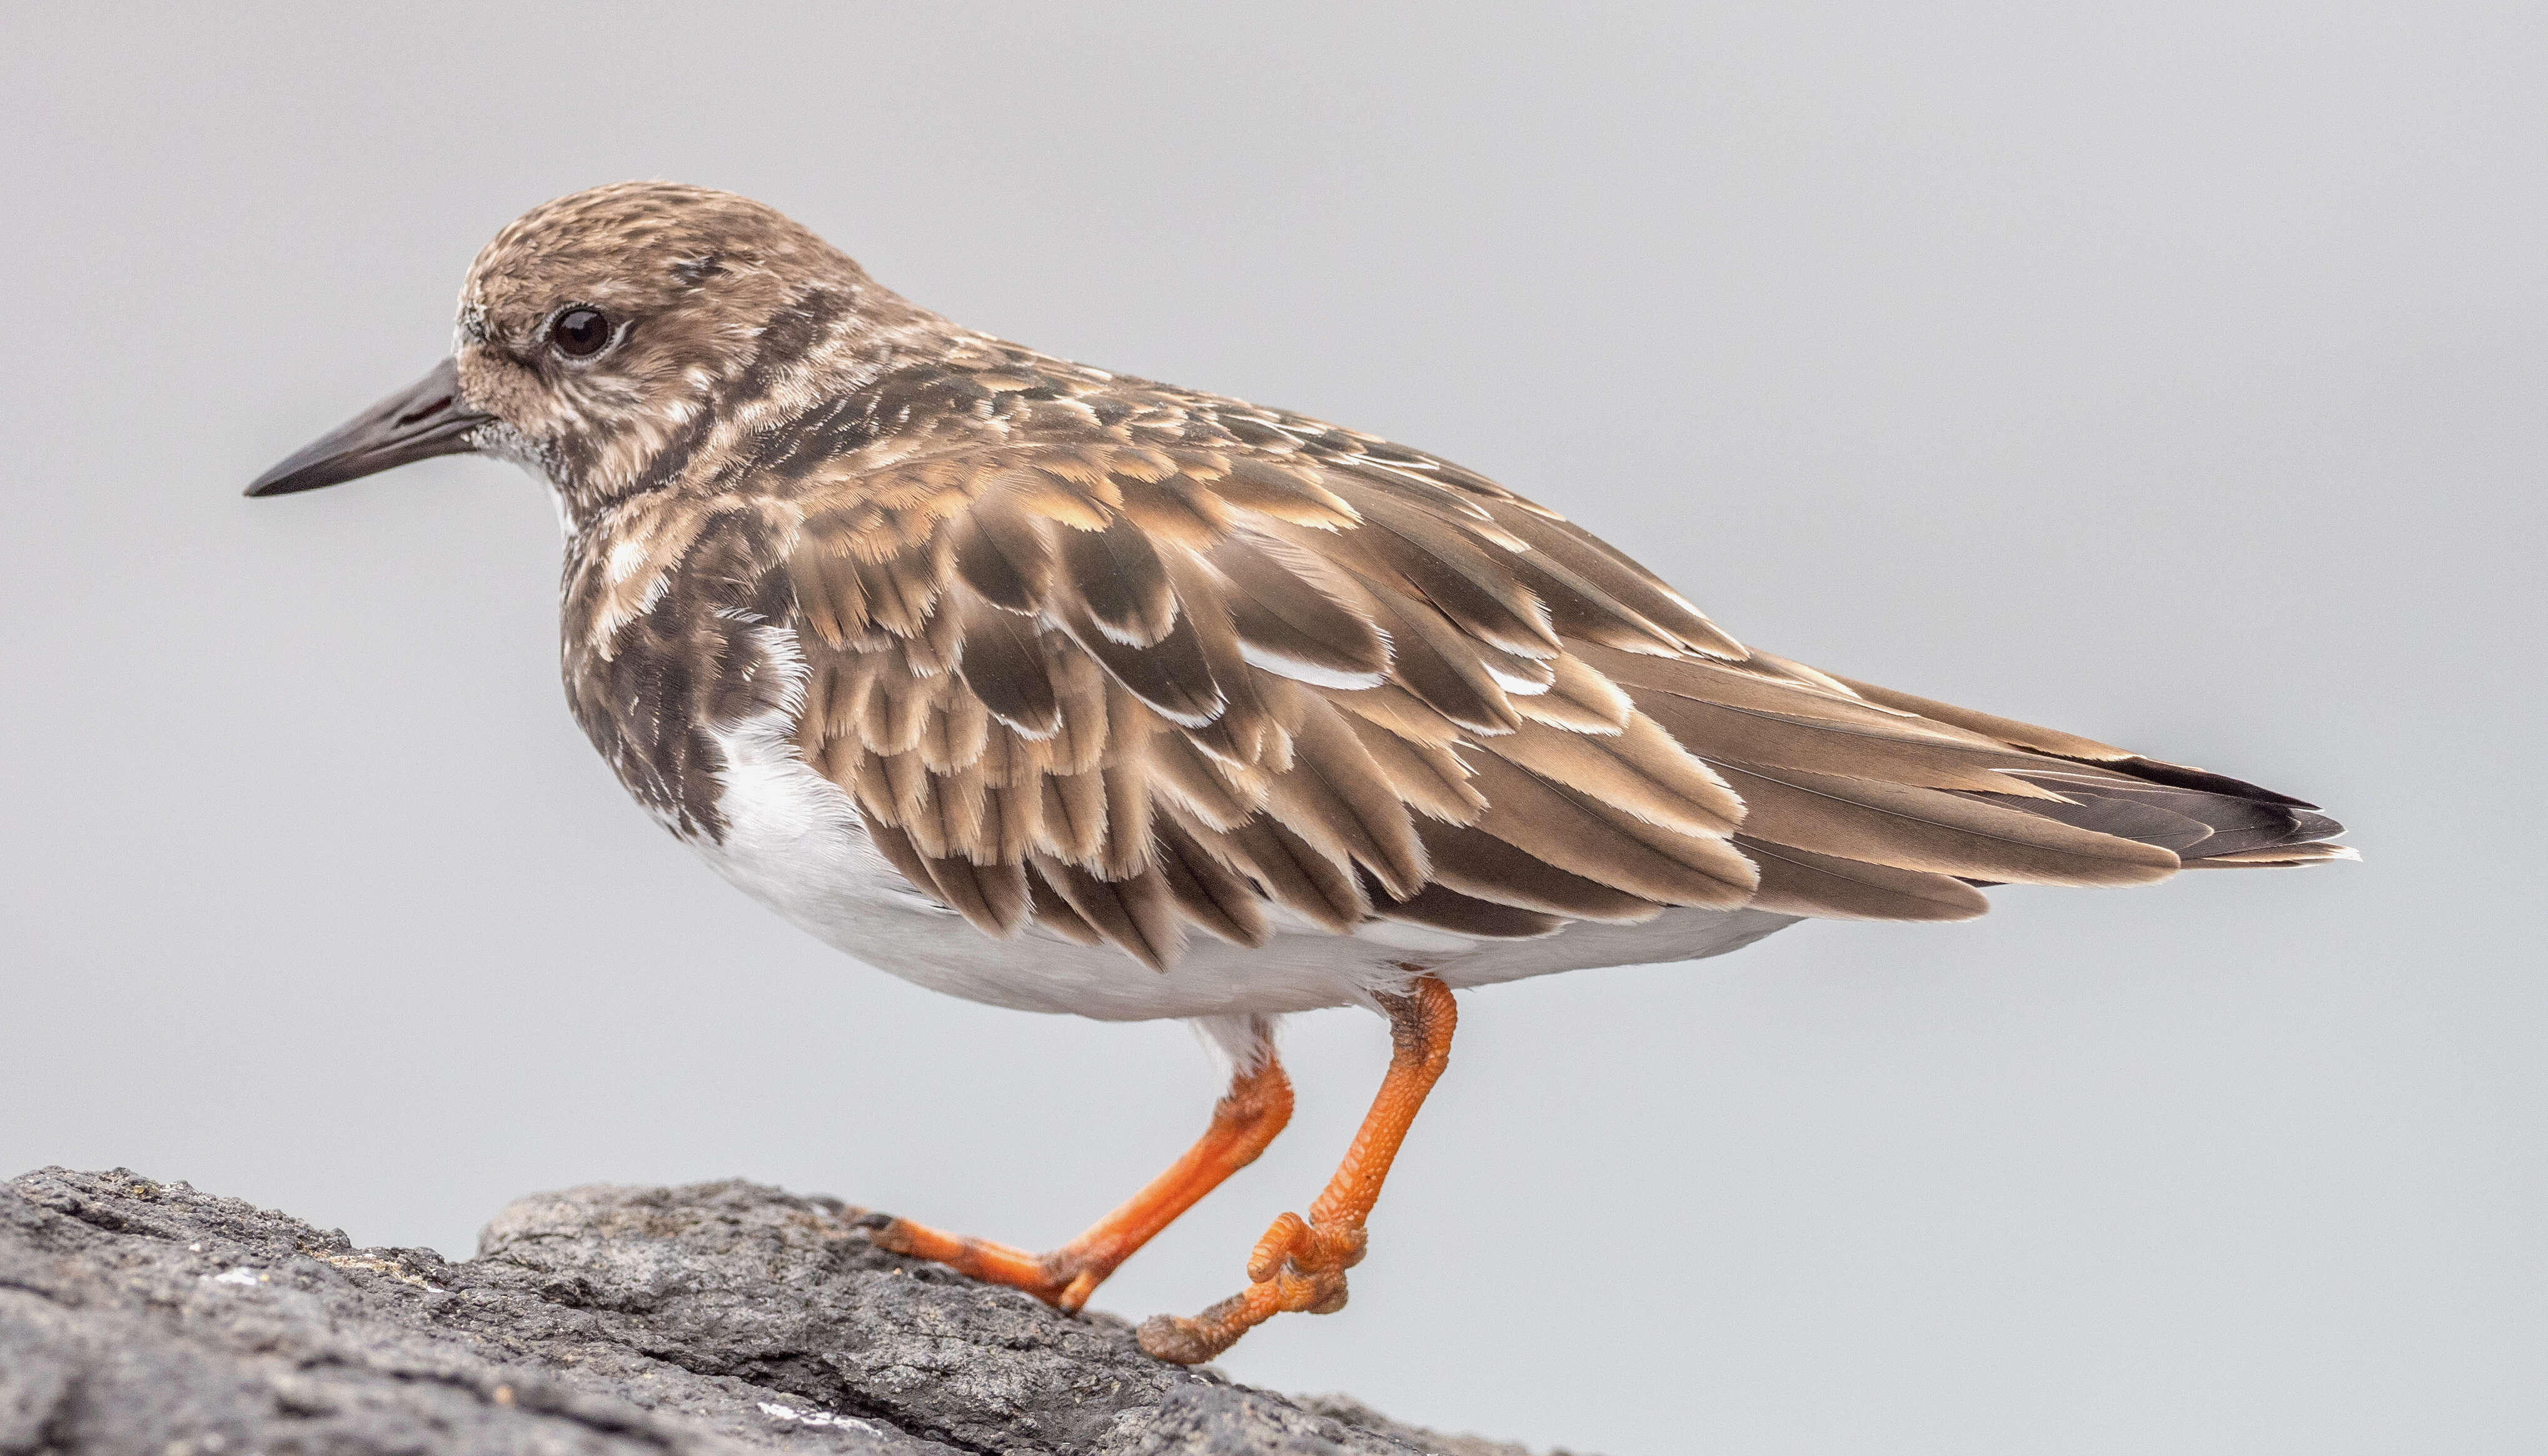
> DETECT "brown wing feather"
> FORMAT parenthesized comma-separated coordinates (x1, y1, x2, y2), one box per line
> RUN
(1827, 673, 2135, 761)
(1736, 838, 1991, 922)
(1154, 819, 1275, 947)
(1715, 763, 2180, 886)
(758, 368, 2340, 972)
(1412, 820, 1664, 923)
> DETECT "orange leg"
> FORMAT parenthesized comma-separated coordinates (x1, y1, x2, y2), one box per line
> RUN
(862, 1052, 1294, 1312)
(1137, 975, 1458, 1364)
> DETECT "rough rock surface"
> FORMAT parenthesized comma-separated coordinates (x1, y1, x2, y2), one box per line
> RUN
(0, 1168, 1578, 1456)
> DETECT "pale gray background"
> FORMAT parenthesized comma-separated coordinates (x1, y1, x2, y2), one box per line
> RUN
(3, 4, 2539, 1453)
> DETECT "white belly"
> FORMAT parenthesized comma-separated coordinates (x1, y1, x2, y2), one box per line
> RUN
(684, 710, 1800, 1023)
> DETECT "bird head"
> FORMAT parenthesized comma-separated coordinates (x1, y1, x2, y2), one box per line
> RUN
(246, 182, 909, 525)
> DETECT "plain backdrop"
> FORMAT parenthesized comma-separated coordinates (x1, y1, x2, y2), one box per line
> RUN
(3, 6, 2540, 1453)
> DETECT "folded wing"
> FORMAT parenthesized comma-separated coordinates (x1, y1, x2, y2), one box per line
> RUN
(773, 398, 2345, 969)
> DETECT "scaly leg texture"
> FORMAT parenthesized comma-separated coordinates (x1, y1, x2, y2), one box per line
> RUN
(1138, 975, 1458, 1364)
(863, 1051, 1293, 1311)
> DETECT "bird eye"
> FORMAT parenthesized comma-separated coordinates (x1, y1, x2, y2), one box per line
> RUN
(551, 308, 613, 358)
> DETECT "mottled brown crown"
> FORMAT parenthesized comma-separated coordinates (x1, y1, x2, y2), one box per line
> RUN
(464, 182, 851, 308)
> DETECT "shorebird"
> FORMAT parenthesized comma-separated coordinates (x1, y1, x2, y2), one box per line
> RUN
(247, 183, 2350, 1362)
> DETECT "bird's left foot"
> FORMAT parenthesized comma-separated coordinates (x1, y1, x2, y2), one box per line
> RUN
(1138, 975, 1456, 1364)
(857, 1216, 1109, 1308)
(856, 1053, 1296, 1313)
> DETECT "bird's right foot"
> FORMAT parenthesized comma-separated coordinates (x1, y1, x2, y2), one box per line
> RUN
(1139, 975, 1458, 1364)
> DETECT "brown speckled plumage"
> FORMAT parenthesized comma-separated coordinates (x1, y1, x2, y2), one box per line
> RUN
(390, 183, 2354, 971)
(247, 181, 2353, 1361)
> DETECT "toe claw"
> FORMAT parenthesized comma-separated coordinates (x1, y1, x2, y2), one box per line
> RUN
(1137, 1312, 1218, 1365)
(1058, 1267, 1102, 1312)
(859, 1214, 916, 1253)
(1137, 1288, 1261, 1365)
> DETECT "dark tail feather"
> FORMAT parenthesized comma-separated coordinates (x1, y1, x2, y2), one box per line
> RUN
(1825, 671, 2353, 870)
(1970, 758, 2352, 868)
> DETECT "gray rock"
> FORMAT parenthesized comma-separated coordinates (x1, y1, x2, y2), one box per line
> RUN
(0, 1168, 1581, 1456)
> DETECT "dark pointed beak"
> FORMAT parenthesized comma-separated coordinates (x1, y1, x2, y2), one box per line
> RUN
(245, 358, 493, 498)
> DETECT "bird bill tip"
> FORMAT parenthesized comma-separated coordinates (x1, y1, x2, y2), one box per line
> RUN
(245, 358, 488, 498)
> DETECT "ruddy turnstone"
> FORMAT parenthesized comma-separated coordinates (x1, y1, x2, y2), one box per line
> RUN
(247, 183, 2352, 1362)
